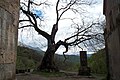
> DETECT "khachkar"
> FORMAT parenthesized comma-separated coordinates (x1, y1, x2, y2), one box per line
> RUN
(0, 0, 19, 80)
(78, 51, 91, 76)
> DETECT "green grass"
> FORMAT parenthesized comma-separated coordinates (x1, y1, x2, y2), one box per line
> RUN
(91, 73, 107, 80)
(32, 71, 66, 77)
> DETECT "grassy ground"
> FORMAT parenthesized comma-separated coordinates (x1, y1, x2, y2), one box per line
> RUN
(16, 71, 97, 80)
(32, 71, 66, 77)
(91, 74, 107, 80)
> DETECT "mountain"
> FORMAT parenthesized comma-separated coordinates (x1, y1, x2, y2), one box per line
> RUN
(16, 46, 81, 71)
(18, 42, 45, 55)
(55, 55, 80, 63)
(87, 54, 92, 57)
(17, 46, 44, 70)
(27, 46, 43, 52)
(27, 46, 45, 56)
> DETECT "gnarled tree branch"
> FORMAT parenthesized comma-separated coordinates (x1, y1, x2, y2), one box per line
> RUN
(51, 24, 58, 44)
(20, 7, 50, 40)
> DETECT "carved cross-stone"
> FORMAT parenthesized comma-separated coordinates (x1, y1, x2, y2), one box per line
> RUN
(78, 51, 91, 76)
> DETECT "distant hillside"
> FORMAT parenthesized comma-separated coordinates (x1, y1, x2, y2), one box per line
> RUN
(55, 55, 80, 63)
(88, 49, 107, 74)
(16, 46, 81, 71)
(17, 46, 44, 70)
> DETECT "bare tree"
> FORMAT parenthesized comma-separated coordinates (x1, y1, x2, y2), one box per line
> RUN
(19, 0, 104, 72)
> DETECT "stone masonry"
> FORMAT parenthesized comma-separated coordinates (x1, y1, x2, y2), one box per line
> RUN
(0, 0, 20, 80)
(104, 0, 120, 80)
(78, 51, 90, 76)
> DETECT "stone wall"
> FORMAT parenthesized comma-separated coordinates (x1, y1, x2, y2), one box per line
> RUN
(104, 0, 120, 80)
(0, 0, 19, 80)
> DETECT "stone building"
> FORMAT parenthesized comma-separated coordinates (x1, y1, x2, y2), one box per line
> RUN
(0, 0, 20, 80)
(103, 0, 120, 80)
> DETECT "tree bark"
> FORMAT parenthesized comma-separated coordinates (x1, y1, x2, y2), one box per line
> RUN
(37, 40, 59, 72)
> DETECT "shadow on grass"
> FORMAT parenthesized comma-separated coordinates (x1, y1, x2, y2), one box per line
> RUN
(32, 71, 66, 77)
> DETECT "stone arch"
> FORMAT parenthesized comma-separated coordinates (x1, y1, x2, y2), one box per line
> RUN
(0, 0, 20, 80)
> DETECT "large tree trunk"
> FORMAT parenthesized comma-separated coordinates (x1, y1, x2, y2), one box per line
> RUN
(37, 39, 68, 72)
(37, 43, 59, 72)
(36, 22, 68, 72)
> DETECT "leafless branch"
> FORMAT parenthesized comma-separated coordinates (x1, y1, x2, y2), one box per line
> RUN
(28, 0, 31, 12)
(20, 7, 50, 39)
(65, 22, 98, 42)
(51, 24, 58, 44)
(19, 25, 33, 29)
(20, 2, 28, 7)
(58, 0, 77, 21)
(56, 0, 60, 24)
(30, 0, 50, 6)
(19, 20, 30, 23)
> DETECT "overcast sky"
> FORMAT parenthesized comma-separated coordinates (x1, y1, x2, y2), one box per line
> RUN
(19, 0, 104, 55)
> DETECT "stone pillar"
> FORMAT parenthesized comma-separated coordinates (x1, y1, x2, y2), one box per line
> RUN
(78, 51, 90, 76)
(0, 0, 20, 80)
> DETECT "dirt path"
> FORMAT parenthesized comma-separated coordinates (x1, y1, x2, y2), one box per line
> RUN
(16, 73, 96, 80)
